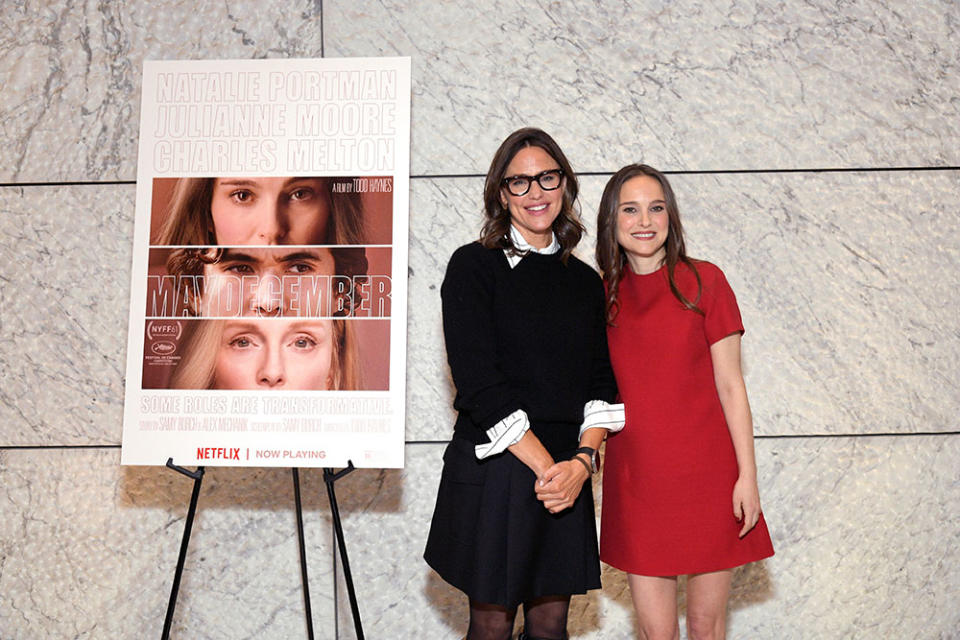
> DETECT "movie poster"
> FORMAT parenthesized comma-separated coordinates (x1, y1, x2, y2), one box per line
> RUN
(121, 57, 410, 468)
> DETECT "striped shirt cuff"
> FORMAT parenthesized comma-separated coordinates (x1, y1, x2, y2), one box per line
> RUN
(475, 409, 530, 459)
(578, 399, 626, 438)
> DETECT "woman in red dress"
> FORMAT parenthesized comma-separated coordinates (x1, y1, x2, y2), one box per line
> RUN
(595, 164, 774, 640)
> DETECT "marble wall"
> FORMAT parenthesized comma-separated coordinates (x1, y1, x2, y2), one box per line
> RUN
(1, 1, 958, 638)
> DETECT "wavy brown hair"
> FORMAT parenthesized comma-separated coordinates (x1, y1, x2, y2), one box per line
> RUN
(156, 177, 364, 246)
(596, 164, 702, 323)
(479, 128, 584, 262)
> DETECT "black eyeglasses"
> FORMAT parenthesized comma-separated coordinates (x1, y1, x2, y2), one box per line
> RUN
(501, 169, 564, 197)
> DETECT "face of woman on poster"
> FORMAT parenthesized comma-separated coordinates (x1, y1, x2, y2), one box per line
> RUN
(210, 177, 331, 245)
(213, 319, 335, 390)
(498, 146, 566, 249)
(615, 174, 669, 273)
(199, 247, 337, 317)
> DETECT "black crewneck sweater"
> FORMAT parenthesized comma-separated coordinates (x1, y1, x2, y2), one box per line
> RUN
(440, 242, 617, 455)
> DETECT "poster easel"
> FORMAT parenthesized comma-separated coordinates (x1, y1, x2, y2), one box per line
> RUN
(160, 458, 365, 640)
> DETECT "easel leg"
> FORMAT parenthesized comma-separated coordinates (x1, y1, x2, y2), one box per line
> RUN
(158, 462, 360, 639)
(162, 459, 205, 640)
(324, 462, 364, 640)
(292, 468, 315, 640)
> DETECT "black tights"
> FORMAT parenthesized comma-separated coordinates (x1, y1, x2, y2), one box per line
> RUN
(467, 595, 570, 640)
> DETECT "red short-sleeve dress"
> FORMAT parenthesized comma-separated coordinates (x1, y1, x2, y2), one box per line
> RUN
(600, 261, 774, 576)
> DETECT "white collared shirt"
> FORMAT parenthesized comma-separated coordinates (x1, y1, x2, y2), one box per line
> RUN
(503, 224, 561, 268)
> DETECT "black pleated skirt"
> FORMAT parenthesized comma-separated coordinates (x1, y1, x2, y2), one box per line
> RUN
(424, 436, 601, 608)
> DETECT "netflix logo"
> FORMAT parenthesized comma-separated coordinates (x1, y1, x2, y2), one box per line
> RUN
(196, 447, 240, 461)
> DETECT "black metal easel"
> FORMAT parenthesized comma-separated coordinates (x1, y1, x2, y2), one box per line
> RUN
(161, 458, 365, 639)
(323, 463, 364, 640)
(161, 459, 204, 640)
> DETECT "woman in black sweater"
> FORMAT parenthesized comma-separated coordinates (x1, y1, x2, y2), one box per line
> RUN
(424, 128, 623, 640)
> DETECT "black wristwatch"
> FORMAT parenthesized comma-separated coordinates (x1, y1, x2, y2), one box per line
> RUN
(573, 446, 600, 474)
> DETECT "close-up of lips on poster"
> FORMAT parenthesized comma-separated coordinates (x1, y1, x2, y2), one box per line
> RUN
(120, 57, 411, 469)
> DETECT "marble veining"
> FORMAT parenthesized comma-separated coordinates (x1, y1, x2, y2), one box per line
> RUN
(0, 185, 135, 446)
(0, 449, 339, 639)
(3, 1, 959, 180)
(405, 177, 484, 442)
(0, 0, 324, 182)
(327, 0, 960, 175)
(670, 170, 960, 436)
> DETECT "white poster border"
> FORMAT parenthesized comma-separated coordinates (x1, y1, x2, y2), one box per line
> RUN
(121, 56, 410, 469)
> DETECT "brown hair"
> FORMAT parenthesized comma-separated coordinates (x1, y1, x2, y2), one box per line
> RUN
(479, 128, 584, 262)
(156, 177, 364, 245)
(596, 164, 702, 323)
